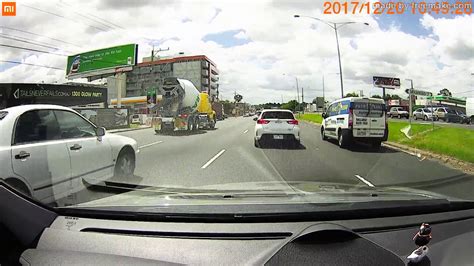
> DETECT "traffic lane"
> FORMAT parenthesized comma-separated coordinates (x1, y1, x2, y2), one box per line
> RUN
(388, 118, 473, 130)
(263, 122, 474, 199)
(67, 118, 253, 204)
(115, 117, 286, 188)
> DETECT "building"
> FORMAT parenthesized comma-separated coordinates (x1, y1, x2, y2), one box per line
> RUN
(116, 55, 219, 102)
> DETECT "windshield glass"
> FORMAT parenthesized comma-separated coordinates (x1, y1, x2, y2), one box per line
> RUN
(1, 0, 473, 217)
(262, 111, 294, 119)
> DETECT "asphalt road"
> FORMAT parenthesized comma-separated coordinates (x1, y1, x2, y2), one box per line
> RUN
(71, 117, 474, 204)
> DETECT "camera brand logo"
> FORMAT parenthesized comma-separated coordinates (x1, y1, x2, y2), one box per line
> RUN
(2, 2, 16, 16)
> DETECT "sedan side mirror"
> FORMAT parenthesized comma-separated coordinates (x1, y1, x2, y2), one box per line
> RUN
(322, 113, 327, 119)
(96, 127, 106, 137)
(253, 117, 258, 121)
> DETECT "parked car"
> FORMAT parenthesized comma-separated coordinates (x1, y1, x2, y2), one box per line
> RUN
(0, 105, 139, 204)
(456, 110, 470, 124)
(388, 107, 409, 119)
(254, 109, 300, 147)
(321, 97, 388, 148)
(413, 108, 434, 121)
(434, 107, 463, 123)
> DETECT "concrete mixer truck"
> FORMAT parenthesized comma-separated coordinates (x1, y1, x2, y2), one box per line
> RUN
(152, 77, 216, 133)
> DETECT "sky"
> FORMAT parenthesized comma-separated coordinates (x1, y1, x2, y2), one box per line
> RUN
(0, 0, 473, 104)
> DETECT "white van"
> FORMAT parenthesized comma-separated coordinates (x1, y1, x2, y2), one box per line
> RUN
(466, 98, 473, 124)
(321, 97, 388, 148)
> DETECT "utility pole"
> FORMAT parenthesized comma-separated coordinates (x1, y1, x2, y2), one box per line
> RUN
(301, 87, 304, 114)
(295, 77, 299, 113)
(150, 46, 170, 62)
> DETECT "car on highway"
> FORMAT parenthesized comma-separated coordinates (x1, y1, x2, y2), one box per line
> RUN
(0, 105, 139, 204)
(413, 108, 434, 121)
(321, 97, 388, 148)
(388, 106, 409, 119)
(254, 109, 300, 147)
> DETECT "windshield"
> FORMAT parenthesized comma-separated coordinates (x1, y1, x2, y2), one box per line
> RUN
(1, 0, 473, 218)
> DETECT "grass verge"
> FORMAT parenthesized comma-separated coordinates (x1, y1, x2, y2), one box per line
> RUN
(296, 113, 323, 124)
(298, 114, 474, 163)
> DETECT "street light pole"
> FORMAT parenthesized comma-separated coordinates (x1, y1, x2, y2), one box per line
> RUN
(294, 15, 369, 99)
(334, 24, 344, 98)
(406, 79, 414, 127)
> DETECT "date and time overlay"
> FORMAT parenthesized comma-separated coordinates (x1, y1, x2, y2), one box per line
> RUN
(322, 1, 472, 15)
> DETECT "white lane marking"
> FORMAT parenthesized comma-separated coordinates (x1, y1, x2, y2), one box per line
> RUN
(243, 129, 249, 134)
(139, 141, 163, 149)
(355, 174, 375, 187)
(201, 149, 226, 169)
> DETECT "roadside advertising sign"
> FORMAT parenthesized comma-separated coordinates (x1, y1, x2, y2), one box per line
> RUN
(373, 76, 401, 89)
(66, 44, 138, 79)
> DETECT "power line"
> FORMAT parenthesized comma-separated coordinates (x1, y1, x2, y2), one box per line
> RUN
(0, 26, 82, 48)
(0, 34, 72, 52)
(0, 44, 67, 56)
(455, 90, 474, 94)
(0, 60, 63, 70)
(56, 1, 123, 30)
(20, 3, 109, 33)
(0, 32, 66, 49)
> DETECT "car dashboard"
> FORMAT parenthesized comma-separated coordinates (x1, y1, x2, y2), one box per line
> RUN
(1, 183, 473, 265)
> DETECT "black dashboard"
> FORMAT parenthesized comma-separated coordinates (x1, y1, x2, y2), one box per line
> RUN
(1, 182, 473, 265)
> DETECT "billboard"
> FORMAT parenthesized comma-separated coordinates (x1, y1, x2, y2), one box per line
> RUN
(0, 83, 107, 109)
(373, 76, 400, 89)
(66, 44, 137, 79)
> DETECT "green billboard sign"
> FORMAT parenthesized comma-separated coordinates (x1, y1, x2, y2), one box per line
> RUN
(66, 44, 137, 77)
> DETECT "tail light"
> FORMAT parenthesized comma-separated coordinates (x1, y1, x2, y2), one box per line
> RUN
(287, 119, 299, 125)
(348, 107, 353, 128)
(257, 119, 270, 124)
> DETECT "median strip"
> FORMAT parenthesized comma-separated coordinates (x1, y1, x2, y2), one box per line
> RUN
(201, 149, 226, 169)
(355, 174, 375, 187)
(139, 141, 163, 149)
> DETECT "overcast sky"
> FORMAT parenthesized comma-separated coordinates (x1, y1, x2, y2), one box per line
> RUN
(0, 0, 473, 103)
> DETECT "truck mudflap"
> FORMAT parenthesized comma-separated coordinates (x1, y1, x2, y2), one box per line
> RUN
(152, 117, 176, 132)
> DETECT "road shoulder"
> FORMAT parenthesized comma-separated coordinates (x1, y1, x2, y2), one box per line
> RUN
(300, 120, 474, 175)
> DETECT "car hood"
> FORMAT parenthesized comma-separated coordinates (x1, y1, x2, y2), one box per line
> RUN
(73, 180, 458, 208)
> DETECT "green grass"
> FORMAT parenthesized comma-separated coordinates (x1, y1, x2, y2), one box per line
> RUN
(296, 113, 323, 124)
(388, 121, 474, 163)
(129, 123, 140, 128)
(298, 114, 474, 163)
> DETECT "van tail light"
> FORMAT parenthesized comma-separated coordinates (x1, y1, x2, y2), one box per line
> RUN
(257, 119, 270, 124)
(287, 119, 299, 125)
(348, 107, 353, 128)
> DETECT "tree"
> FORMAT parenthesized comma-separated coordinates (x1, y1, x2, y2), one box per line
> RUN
(438, 88, 452, 97)
(390, 94, 401, 100)
(281, 100, 297, 111)
(345, 92, 359, 97)
(372, 95, 382, 99)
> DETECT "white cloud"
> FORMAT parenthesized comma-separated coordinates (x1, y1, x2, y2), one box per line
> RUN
(0, 0, 473, 103)
(233, 31, 248, 40)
